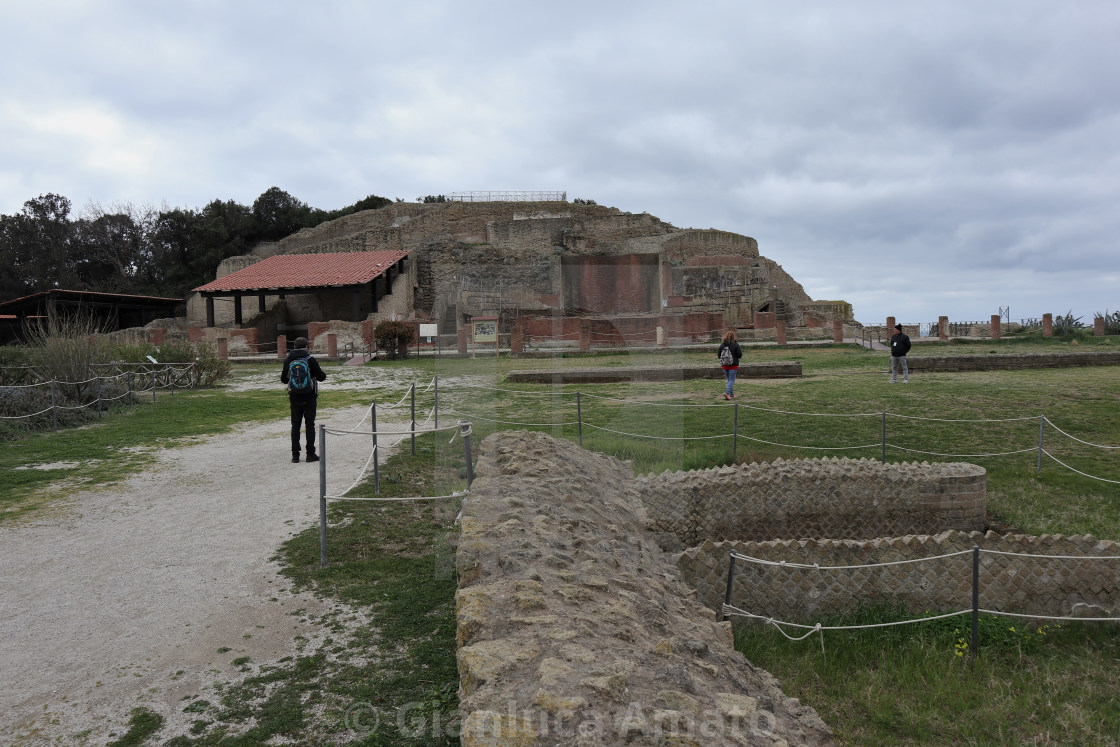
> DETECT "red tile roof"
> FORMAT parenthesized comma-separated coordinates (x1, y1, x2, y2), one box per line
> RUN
(192, 250, 411, 293)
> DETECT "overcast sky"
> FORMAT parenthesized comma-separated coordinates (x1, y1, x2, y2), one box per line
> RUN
(2, 1, 1117, 325)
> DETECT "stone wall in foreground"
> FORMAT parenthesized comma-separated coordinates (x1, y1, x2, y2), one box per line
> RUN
(676, 531, 1120, 624)
(637, 458, 986, 550)
(456, 431, 834, 746)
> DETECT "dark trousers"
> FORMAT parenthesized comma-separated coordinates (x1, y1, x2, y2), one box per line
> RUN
(290, 396, 318, 456)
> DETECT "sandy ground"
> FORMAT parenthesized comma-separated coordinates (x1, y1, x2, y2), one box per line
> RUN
(0, 370, 428, 745)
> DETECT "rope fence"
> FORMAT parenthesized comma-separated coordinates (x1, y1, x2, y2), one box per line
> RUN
(0, 364, 197, 430)
(313, 383, 472, 566)
(721, 547, 1120, 657)
(427, 379, 1118, 484)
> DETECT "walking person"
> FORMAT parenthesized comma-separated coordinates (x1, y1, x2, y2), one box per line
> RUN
(889, 323, 911, 383)
(281, 336, 327, 462)
(717, 329, 743, 400)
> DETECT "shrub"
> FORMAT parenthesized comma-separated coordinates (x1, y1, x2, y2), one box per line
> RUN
(373, 320, 415, 360)
(1095, 310, 1120, 335)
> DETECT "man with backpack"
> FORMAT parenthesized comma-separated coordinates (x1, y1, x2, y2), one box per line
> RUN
(281, 336, 327, 462)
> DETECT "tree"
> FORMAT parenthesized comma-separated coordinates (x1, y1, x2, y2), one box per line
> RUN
(72, 203, 156, 294)
(252, 187, 312, 242)
(0, 194, 77, 300)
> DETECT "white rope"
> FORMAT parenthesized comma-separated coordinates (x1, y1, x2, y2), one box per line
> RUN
(730, 549, 973, 570)
(55, 401, 98, 411)
(889, 412, 1038, 423)
(1042, 450, 1120, 484)
(978, 609, 1120, 622)
(450, 383, 572, 396)
(334, 446, 379, 497)
(0, 380, 50, 389)
(723, 604, 970, 630)
(1043, 417, 1120, 449)
(445, 408, 578, 427)
(577, 394, 725, 412)
(0, 406, 55, 419)
(888, 444, 1037, 458)
(582, 422, 733, 441)
(335, 402, 375, 433)
(981, 548, 1120, 561)
(734, 433, 881, 451)
(322, 422, 461, 437)
(419, 377, 436, 393)
(325, 489, 469, 502)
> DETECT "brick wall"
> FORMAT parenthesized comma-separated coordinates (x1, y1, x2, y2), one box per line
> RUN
(676, 531, 1120, 623)
(636, 458, 986, 549)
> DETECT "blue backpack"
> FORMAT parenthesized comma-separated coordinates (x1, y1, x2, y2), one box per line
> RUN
(288, 358, 314, 393)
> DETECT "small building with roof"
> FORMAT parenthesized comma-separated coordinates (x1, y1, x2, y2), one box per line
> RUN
(0, 289, 183, 345)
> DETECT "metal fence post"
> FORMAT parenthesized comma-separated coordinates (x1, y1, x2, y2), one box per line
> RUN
(169, 365, 175, 396)
(577, 391, 583, 446)
(723, 552, 737, 622)
(50, 380, 57, 431)
(971, 545, 980, 660)
(371, 399, 380, 494)
(464, 424, 474, 486)
(434, 375, 439, 429)
(732, 403, 739, 464)
(319, 424, 328, 567)
(410, 383, 416, 456)
(127, 371, 134, 408)
(881, 412, 887, 463)
(1037, 415, 1045, 473)
(152, 368, 157, 404)
(96, 376, 102, 421)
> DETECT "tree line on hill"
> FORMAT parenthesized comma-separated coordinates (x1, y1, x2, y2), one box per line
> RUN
(0, 188, 392, 303)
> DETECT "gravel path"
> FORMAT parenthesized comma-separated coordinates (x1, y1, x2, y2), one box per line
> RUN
(0, 395, 407, 745)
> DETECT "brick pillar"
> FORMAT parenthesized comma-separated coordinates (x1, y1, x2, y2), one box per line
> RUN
(217, 337, 228, 360)
(188, 326, 203, 343)
(277, 335, 287, 359)
(457, 325, 469, 355)
(579, 321, 591, 352)
(510, 326, 524, 354)
(327, 333, 338, 357)
(776, 321, 787, 346)
(938, 316, 948, 342)
(657, 326, 668, 347)
(990, 314, 1001, 340)
(832, 320, 843, 343)
(150, 328, 165, 346)
(1042, 313, 1053, 337)
(1094, 317, 1105, 336)
(886, 316, 895, 331)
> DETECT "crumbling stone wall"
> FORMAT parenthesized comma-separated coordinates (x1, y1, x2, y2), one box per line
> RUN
(676, 532, 1120, 623)
(264, 201, 847, 331)
(456, 431, 834, 746)
(637, 458, 986, 550)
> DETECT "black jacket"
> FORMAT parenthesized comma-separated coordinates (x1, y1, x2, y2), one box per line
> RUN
(890, 332, 912, 357)
(281, 348, 327, 398)
(718, 340, 742, 367)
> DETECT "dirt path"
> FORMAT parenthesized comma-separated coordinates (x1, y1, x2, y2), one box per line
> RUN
(0, 395, 409, 745)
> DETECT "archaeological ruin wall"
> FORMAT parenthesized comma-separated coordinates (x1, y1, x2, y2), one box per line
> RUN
(455, 431, 835, 746)
(677, 532, 1120, 624)
(636, 458, 987, 550)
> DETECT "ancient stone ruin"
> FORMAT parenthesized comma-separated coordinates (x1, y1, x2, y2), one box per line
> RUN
(184, 199, 854, 353)
(456, 430, 1120, 745)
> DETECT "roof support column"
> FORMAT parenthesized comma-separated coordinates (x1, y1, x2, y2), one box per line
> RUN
(206, 296, 215, 328)
(370, 279, 379, 314)
(234, 294, 243, 326)
(352, 289, 362, 322)
(384, 264, 394, 295)
(258, 294, 266, 313)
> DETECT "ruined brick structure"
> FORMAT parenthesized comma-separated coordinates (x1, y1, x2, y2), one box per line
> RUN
(251, 200, 853, 337)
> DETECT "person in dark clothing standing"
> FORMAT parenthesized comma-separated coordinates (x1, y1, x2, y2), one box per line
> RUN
(281, 337, 327, 462)
(717, 329, 743, 400)
(889, 323, 911, 383)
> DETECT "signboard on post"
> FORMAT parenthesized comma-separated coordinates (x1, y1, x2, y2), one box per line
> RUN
(471, 317, 498, 356)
